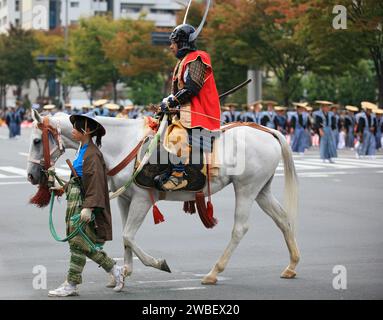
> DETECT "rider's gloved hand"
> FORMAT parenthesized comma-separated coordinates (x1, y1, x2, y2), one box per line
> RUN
(159, 95, 181, 114)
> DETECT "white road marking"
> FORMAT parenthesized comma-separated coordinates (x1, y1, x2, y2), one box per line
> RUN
(18, 152, 29, 157)
(0, 175, 26, 179)
(0, 167, 27, 176)
(0, 181, 29, 186)
(336, 159, 383, 167)
(169, 287, 206, 291)
(136, 278, 201, 284)
(299, 159, 354, 169)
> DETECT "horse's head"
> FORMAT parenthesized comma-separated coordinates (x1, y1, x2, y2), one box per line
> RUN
(27, 109, 65, 185)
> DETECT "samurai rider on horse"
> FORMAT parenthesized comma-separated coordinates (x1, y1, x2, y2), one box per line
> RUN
(153, 0, 221, 192)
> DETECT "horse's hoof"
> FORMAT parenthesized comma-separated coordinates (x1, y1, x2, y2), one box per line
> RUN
(201, 275, 217, 285)
(160, 259, 171, 273)
(106, 275, 117, 288)
(280, 268, 297, 279)
(113, 283, 125, 292)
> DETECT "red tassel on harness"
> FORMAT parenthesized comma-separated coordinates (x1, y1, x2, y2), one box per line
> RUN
(207, 201, 214, 221)
(205, 163, 217, 228)
(153, 204, 165, 225)
(149, 190, 165, 225)
(30, 184, 64, 208)
(29, 184, 51, 208)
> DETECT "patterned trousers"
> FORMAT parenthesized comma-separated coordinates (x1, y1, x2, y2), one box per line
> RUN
(68, 246, 115, 285)
(65, 178, 115, 285)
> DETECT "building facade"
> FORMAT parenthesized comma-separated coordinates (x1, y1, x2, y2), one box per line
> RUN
(0, 0, 21, 33)
(113, 0, 183, 27)
(2, 0, 185, 106)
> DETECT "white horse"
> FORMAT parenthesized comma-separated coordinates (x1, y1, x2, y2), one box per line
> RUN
(27, 110, 300, 286)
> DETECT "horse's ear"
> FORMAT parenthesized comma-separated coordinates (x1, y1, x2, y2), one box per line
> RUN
(32, 109, 42, 124)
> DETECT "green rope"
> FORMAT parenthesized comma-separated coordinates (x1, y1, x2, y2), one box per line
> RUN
(48, 173, 102, 253)
(118, 128, 162, 192)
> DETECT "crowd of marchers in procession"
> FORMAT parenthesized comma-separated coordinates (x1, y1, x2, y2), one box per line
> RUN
(1, 98, 382, 160)
(222, 99, 382, 160)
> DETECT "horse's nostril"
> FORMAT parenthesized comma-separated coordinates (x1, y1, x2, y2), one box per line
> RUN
(28, 174, 34, 182)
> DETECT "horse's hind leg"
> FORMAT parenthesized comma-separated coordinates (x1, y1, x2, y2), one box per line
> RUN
(202, 185, 255, 285)
(256, 181, 300, 278)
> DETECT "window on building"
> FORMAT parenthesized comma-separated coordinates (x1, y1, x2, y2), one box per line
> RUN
(150, 9, 171, 15)
(70, 1, 79, 8)
(15, 0, 20, 12)
(15, 18, 19, 26)
(94, 11, 107, 16)
(70, 20, 78, 25)
(120, 3, 141, 14)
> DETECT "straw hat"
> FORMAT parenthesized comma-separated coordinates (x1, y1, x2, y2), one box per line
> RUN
(64, 103, 73, 109)
(361, 101, 378, 110)
(305, 106, 313, 112)
(263, 100, 278, 106)
(293, 102, 308, 109)
(124, 104, 135, 111)
(374, 108, 383, 115)
(345, 105, 359, 112)
(43, 104, 55, 110)
(82, 104, 94, 110)
(249, 100, 263, 110)
(224, 102, 239, 107)
(330, 104, 341, 109)
(274, 106, 287, 111)
(315, 100, 333, 105)
(69, 112, 106, 137)
(93, 99, 109, 107)
(105, 103, 120, 111)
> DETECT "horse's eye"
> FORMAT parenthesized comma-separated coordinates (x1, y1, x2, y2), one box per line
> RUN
(33, 138, 41, 145)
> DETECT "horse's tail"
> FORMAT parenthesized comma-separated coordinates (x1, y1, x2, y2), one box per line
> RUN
(271, 129, 299, 233)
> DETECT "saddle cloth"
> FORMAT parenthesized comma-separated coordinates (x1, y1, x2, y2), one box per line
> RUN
(134, 117, 221, 192)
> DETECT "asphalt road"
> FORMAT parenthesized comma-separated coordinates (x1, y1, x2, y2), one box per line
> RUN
(0, 126, 382, 300)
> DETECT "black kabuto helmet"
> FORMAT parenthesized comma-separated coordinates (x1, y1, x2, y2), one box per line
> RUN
(170, 24, 197, 51)
(170, 0, 211, 52)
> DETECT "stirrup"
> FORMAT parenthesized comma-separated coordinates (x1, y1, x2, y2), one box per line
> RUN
(161, 172, 188, 191)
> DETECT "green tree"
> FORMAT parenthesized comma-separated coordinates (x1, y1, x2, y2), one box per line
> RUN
(302, 0, 383, 106)
(103, 18, 173, 94)
(62, 16, 121, 102)
(301, 60, 376, 106)
(0, 25, 37, 105)
(129, 73, 165, 106)
(204, 0, 312, 106)
(31, 30, 66, 100)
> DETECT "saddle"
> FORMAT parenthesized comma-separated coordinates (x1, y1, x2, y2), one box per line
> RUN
(134, 138, 208, 192)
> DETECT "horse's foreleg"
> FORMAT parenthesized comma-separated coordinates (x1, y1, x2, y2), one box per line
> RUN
(118, 195, 133, 276)
(202, 189, 253, 285)
(122, 196, 171, 274)
(256, 185, 300, 279)
(106, 195, 132, 288)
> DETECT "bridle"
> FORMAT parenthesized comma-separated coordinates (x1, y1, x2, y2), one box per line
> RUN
(29, 117, 65, 172)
